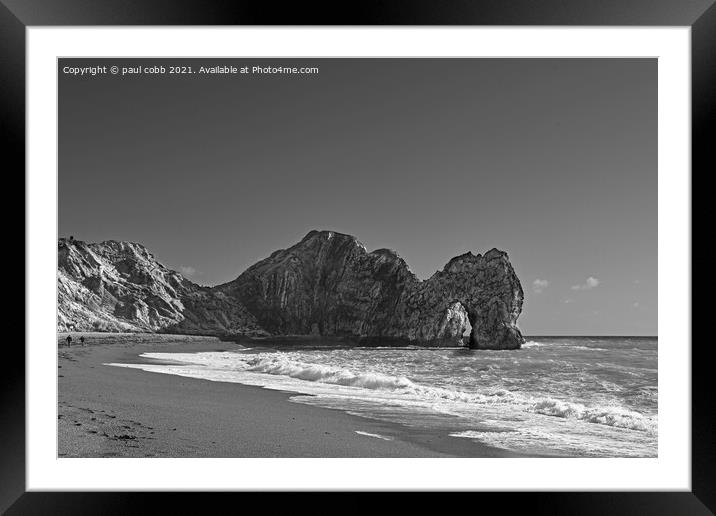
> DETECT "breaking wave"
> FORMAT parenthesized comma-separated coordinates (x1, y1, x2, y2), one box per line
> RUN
(569, 346, 609, 352)
(241, 354, 655, 434)
(521, 341, 543, 348)
(113, 336, 657, 457)
(522, 341, 608, 352)
(531, 399, 655, 433)
(245, 355, 414, 390)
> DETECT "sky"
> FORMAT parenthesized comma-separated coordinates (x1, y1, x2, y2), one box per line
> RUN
(59, 58, 656, 336)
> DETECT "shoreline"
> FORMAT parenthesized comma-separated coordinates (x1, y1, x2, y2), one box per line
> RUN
(58, 332, 522, 458)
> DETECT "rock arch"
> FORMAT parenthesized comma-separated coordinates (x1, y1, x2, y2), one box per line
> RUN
(396, 249, 524, 349)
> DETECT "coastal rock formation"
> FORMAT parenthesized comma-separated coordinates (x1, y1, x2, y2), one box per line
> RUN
(215, 231, 419, 338)
(57, 231, 524, 349)
(57, 238, 266, 336)
(394, 249, 525, 349)
(216, 231, 524, 349)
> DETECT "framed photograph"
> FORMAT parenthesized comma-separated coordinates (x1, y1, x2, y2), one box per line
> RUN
(7, 0, 713, 512)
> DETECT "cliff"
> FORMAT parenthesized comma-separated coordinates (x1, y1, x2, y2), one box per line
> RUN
(215, 231, 419, 338)
(57, 231, 524, 349)
(215, 231, 524, 349)
(57, 238, 266, 336)
(395, 249, 525, 349)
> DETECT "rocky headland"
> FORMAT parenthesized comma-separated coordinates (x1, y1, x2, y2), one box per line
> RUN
(58, 231, 524, 349)
(57, 238, 266, 336)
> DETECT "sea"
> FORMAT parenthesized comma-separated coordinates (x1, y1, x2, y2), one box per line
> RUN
(108, 336, 657, 457)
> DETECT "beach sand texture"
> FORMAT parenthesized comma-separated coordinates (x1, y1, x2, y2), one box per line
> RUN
(57, 333, 515, 458)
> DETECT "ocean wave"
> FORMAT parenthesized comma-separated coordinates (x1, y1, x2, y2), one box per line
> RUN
(521, 341, 543, 348)
(449, 428, 656, 457)
(245, 355, 511, 404)
(531, 399, 656, 433)
(523, 342, 614, 352)
(240, 353, 656, 434)
(245, 355, 415, 390)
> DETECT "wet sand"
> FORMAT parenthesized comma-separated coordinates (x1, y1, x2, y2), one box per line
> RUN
(57, 333, 518, 458)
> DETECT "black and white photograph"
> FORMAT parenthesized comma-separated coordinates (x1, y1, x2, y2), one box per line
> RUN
(56, 57, 658, 459)
(2, 0, 710, 506)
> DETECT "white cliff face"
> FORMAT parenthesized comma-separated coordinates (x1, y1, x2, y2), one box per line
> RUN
(57, 238, 265, 336)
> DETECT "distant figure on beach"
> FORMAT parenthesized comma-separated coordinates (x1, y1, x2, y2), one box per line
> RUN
(66, 335, 72, 347)
(79, 336, 85, 346)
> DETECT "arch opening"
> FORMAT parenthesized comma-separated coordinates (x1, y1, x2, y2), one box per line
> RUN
(450, 301, 477, 347)
(466, 309, 479, 348)
(460, 312, 473, 346)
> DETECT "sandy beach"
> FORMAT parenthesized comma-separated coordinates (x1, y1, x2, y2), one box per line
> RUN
(57, 333, 517, 458)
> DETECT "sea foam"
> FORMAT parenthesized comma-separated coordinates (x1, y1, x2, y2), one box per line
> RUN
(245, 355, 414, 391)
(127, 350, 656, 435)
(521, 341, 543, 348)
(531, 399, 656, 433)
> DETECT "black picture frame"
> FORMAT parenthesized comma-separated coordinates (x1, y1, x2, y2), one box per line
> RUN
(5, 0, 713, 513)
